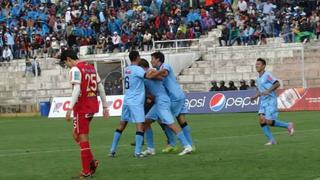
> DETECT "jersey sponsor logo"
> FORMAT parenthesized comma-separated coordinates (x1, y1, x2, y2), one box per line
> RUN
(209, 93, 226, 112)
(125, 70, 132, 74)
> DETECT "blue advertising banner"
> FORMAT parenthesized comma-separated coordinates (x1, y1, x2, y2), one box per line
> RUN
(185, 90, 260, 114)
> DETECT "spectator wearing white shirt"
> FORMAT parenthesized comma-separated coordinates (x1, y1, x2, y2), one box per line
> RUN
(2, 45, 13, 65)
(112, 32, 122, 52)
(50, 37, 60, 57)
(142, 31, 152, 51)
(238, 0, 248, 13)
(65, 7, 72, 23)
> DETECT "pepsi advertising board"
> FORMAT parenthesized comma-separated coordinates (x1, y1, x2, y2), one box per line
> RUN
(185, 90, 259, 114)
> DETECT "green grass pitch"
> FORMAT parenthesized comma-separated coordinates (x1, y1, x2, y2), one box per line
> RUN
(0, 111, 319, 180)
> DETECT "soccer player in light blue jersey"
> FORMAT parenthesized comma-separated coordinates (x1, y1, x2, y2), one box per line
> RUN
(108, 51, 160, 158)
(138, 59, 192, 156)
(251, 58, 294, 145)
(150, 51, 194, 152)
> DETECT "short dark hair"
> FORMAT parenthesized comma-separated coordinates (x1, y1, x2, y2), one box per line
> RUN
(60, 49, 78, 62)
(257, 58, 266, 65)
(151, 51, 165, 63)
(129, 50, 140, 62)
(138, 58, 149, 68)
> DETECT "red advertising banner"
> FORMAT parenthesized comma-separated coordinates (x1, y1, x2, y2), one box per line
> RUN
(277, 87, 320, 111)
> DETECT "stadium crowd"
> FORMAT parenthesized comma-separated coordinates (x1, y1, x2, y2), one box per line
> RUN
(0, 0, 319, 65)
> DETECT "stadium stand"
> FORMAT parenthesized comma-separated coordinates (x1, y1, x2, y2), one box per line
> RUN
(0, 0, 319, 61)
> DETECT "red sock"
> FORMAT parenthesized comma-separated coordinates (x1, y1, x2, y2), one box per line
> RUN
(79, 141, 93, 174)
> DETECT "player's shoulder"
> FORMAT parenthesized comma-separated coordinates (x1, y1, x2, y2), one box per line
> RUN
(263, 71, 275, 78)
(161, 63, 171, 69)
(70, 66, 80, 73)
(264, 71, 272, 75)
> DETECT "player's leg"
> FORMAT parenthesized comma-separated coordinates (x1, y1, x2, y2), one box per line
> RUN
(134, 122, 145, 157)
(166, 123, 192, 155)
(131, 105, 145, 157)
(266, 102, 294, 136)
(109, 105, 129, 157)
(142, 119, 156, 155)
(158, 122, 175, 147)
(176, 114, 193, 147)
(259, 114, 276, 145)
(258, 103, 275, 145)
(158, 107, 192, 156)
(173, 99, 194, 147)
(109, 120, 128, 157)
(72, 114, 94, 178)
(142, 106, 157, 155)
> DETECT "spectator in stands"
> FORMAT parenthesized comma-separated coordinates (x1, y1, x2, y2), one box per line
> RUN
(239, 79, 249, 90)
(32, 57, 41, 77)
(96, 37, 106, 54)
(112, 32, 122, 52)
(219, 24, 229, 46)
(23, 58, 33, 77)
(249, 79, 257, 89)
(4, 31, 15, 53)
(263, 0, 276, 15)
(238, 0, 248, 14)
(111, 79, 123, 95)
(194, 20, 203, 38)
(218, 80, 229, 91)
(106, 36, 114, 53)
(32, 33, 44, 58)
(50, 37, 60, 58)
(142, 30, 153, 51)
(209, 80, 219, 91)
(316, 21, 320, 40)
(229, 25, 241, 46)
(2, 45, 13, 65)
(44, 37, 52, 57)
(105, 81, 113, 95)
(242, 25, 255, 45)
(228, 81, 238, 91)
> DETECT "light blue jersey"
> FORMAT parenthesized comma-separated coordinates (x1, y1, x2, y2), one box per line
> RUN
(144, 78, 174, 125)
(158, 63, 188, 116)
(256, 71, 278, 120)
(159, 63, 185, 101)
(121, 65, 146, 123)
(144, 79, 170, 105)
(123, 65, 145, 105)
(256, 71, 278, 102)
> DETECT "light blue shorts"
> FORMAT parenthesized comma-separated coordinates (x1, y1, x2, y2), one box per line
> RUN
(146, 104, 175, 125)
(258, 99, 279, 120)
(171, 99, 188, 117)
(121, 105, 145, 123)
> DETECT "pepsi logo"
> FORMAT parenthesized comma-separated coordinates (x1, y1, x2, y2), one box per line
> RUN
(209, 93, 226, 112)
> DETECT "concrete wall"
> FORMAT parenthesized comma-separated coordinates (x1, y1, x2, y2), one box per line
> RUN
(0, 58, 70, 113)
(179, 41, 320, 92)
